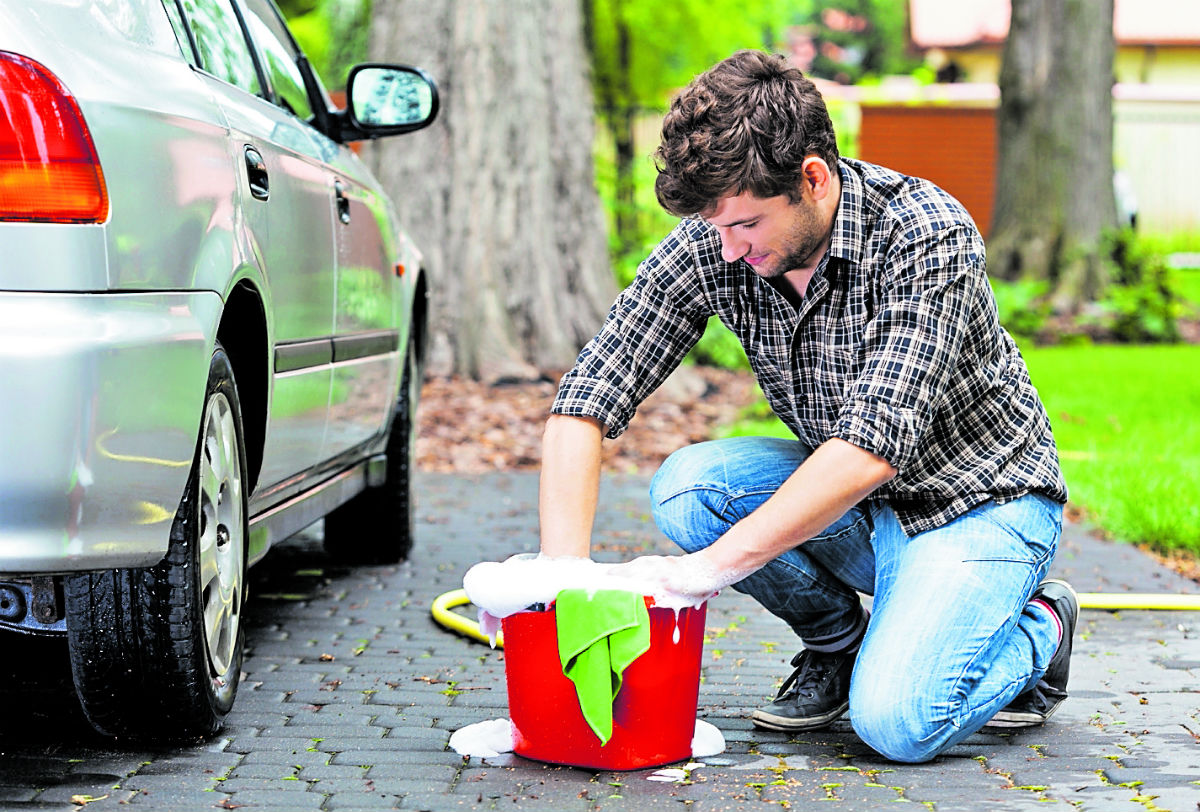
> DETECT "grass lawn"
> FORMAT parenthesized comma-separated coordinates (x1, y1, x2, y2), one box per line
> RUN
(1023, 343, 1200, 556)
(718, 343, 1200, 557)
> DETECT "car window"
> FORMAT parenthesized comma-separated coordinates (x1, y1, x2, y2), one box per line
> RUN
(177, 0, 262, 96)
(239, 0, 313, 121)
(160, 0, 200, 66)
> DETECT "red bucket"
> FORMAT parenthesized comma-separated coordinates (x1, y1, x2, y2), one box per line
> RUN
(501, 599, 707, 770)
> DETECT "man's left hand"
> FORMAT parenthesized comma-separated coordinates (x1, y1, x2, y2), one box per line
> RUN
(607, 551, 752, 601)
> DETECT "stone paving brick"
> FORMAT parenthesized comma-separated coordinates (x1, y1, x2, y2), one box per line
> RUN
(393, 792, 483, 810)
(0, 785, 40, 803)
(217, 777, 312, 793)
(295, 763, 370, 781)
(117, 771, 223, 793)
(227, 761, 302, 780)
(237, 749, 332, 769)
(1147, 786, 1200, 812)
(210, 789, 327, 808)
(321, 790, 402, 809)
(327, 750, 460, 772)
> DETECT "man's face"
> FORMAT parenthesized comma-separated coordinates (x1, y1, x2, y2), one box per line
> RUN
(705, 189, 828, 278)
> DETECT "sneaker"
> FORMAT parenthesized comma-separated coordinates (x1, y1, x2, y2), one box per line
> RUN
(986, 579, 1079, 729)
(751, 647, 855, 732)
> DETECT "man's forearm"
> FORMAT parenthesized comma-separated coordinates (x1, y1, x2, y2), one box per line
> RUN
(538, 414, 605, 557)
(701, 438, 897, 573)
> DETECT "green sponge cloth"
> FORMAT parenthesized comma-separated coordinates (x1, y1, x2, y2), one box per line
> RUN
(555, 589, 651, 745)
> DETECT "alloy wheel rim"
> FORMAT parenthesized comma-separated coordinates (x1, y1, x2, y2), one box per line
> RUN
(198, 390, 244, 679)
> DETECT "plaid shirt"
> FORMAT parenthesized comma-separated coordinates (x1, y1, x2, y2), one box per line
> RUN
(553, 158, 1067, 536)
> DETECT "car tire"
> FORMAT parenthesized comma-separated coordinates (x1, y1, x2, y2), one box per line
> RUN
(322, 341, 420, 564)
(65, 343, 248, 739)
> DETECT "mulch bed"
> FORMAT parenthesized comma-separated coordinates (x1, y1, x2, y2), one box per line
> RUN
(416, 366, 759, 475)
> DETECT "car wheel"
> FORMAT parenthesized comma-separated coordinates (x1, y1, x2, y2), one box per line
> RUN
(323, 341, 420, 564)
(65, 343, 248, 739)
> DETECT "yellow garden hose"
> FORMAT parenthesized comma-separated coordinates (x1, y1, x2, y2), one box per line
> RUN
(431, 588, 1200, 647)
(1077, 592, 1200, 611)
(432, 588, 504, 647)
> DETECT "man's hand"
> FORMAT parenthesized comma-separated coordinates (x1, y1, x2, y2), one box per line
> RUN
(607, 551, 754, 601)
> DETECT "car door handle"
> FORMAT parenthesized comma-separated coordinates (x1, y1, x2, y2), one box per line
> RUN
(334, 180, 351, 224)
(244, 146, 269, 201)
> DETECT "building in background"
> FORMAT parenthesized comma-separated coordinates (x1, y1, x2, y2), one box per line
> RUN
(839, 0, 1200, 235)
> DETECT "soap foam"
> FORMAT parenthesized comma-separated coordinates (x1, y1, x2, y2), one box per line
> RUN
(691, 719, 725, 758)
(462, 554, 709, 623)
(448, 718, 514, 758)
(449, 717, 726, 760)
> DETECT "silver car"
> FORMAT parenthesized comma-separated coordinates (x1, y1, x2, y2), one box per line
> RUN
(0, 0, 437, 739)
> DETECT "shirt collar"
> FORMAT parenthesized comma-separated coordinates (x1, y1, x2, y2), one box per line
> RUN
(828, 159, 865, 266)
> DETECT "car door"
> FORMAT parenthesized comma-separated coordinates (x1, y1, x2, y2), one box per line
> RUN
(174, 0, 337, 494)
(322, 164, 403, 460)
(233, 0, 403, 464)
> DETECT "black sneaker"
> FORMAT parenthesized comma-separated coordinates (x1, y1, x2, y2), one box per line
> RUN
(751, 647, 855, 732)
(986, 579, 1079, 729)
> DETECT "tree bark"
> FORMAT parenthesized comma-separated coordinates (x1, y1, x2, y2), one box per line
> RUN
(364, 0, 615, 382)
(989, 0, 1118, 311)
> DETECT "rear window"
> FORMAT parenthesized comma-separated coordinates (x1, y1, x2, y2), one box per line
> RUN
(159, 0, 199, 65)
(239, 0, 313, 120)
(177, 0, 262, 96)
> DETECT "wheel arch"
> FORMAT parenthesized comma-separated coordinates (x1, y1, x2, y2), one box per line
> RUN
(410, 266, 430, 378)
(216, 281, 268, 493)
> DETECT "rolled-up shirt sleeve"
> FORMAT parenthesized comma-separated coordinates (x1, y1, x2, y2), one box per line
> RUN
(834, 225, 984, 472)
(552, 225, 710, 438)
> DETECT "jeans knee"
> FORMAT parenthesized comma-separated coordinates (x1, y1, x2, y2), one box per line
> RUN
(651, 443, 714, 502)
(649, 443, 729, 552)
(850, 679, 945, 764)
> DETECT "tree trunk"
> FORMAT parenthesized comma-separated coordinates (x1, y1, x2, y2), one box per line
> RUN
(610, 6, 637, 256)
(364, 0, 615, 382)
(989, 0, 1118, 312)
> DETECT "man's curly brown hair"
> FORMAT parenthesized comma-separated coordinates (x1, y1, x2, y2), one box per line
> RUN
(654, 50, 839, 218)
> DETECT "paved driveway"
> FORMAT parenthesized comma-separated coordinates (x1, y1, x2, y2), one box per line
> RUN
(1, 471, 1197, 811)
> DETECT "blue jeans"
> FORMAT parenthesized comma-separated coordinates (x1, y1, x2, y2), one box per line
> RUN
(650, 436, 1063, 763)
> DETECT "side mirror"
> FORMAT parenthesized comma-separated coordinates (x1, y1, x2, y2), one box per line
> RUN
(338, 63, 439, 142)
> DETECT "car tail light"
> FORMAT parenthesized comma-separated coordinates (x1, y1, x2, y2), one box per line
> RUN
(0, 51, 109, 223)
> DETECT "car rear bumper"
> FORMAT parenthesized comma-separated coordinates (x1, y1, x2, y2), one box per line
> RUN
(0, 290, 223, 572)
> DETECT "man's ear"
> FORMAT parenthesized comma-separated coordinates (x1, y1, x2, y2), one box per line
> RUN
(801, 156, 833, 201)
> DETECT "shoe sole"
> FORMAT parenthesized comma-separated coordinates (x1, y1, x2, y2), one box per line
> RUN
(750, 701, 849, 732)
(983, 700, 1063, 729)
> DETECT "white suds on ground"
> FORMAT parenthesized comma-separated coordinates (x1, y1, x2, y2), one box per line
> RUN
(448, 718, 514, 758)
(449, 718, 725, 761)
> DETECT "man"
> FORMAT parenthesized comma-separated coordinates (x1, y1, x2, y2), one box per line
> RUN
(538, 50, 1075, 763)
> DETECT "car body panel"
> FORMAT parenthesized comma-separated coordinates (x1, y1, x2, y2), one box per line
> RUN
(207, 75, 341, 486)
(0, 290, 222, 571)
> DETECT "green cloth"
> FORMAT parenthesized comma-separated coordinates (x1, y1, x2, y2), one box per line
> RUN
(555, 589, 651, 745)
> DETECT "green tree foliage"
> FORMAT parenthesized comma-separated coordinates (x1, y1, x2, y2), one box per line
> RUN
(586, 0, 919, 261)
(277, 0, 371, 91)
(586, 0, 804, 257)
(796, 1, 917, 84)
